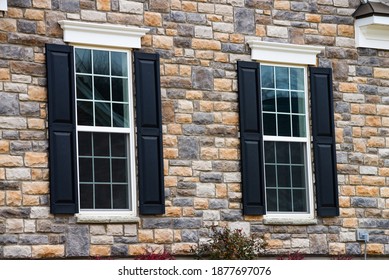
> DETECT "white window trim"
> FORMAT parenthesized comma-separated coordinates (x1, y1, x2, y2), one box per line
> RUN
(59, 20, 149, 49)
(247, 40, 325, 66)
(0, 0, 7, 11)
(355, 16, 389, 50)
(260, 63, 315, 222)
(58, 21, 148, 221)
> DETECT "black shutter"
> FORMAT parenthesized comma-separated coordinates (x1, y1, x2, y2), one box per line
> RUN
(310, 67, 339, 217)
(46, 44, 78, 214)
(237, 61, 265, 215)
(134, 52, 165, 215)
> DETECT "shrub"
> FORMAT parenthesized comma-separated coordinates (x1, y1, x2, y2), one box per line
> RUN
(276, 251, 305, 260)
(134, 247, 175, 260)
(192, 226, 264, 260)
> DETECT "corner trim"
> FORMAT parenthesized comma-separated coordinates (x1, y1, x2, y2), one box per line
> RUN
(59, 20, 149, 49)
(247, 40, 325, 65)
(355, 16, 389, 50)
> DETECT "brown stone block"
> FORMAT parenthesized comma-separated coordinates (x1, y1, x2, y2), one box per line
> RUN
(175, 113, 192, 123)
(366, 244, 384, 255)
(22, 182, 49, 195)
(153, 35, 173, 49)
(201, 147, 218, 160)
(318, 23, 337, 36)
(214, 52, 228, 62)
(33, 0, 51, 9)
(339, 197, 350, 207)
(32, 245, 64, 258)
(199, 101, 213, 112)
(138, 230, 154, 243)
(180, 65, 192, 77)
(362, 176, 385, 186)
(0, 155, 23, 167)
(6, 191, 22, 206)
(365, 116, 381, 127)
(219, 148, 238, 160)
(90, 245, 111, 257)
(25, 152, 48, 167)
(0, 68, 10, 81)
(24, 9, 44, 20)
(165, 207, 181, 217)
(329, 243, 345, 255)
(97, 0, 110, 11)
(340, 208, 355, 217)
(149, 0, 170, 12)
(11, 61, 45, 76)
(214, 78, 232, 91)
(186, 90, 202, 100)
(306, 14, 321, 23)
(207, 14, 222, 22)
(339, 82, 358, 93)
(0, 191, 4, 205)
(192, 39, 221, 50)
(374, 68, 389, 79)
(155, 229, 173, 243)
(0, 19, 17, 32)
(183, 207, 195, 216)
(172, 243, 195, 255)
(167, 124, 182, 135)
(367, 137, 385, 147)
(338, 24, 354, 37)
(0, 140, 9, 154)
(8, 8, 23, 18)
(23, 195, 40, 206)
(194, 198, 208, 209)
(28, 118, 45, 130)
(340, 185, 355, 196)
(182, 1, 197, 12)
(144, 12, 162, 27)
(361, 127, 377, 137)
(356, 186, 379, 197)
(162, 100, 175, 124)
(164, 148, 178, 159)
(169, 167, 192, 176)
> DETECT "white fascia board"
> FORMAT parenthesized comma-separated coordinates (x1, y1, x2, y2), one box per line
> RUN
(0, 0, 7, 11)
(247, 40, 325, 65)
(355, 16, 389, 50)
(59, 20, 149, 49)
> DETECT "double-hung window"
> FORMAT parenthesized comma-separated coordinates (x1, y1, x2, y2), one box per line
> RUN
(239, 41, 339, 220)
(75, 47, 135, 212)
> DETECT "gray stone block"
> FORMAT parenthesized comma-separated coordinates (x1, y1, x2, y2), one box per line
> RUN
(0, 93, 19, 116)
(178, 136, 199, 159)
(234, 8, 254, 34)
(65, 226, 89, 257)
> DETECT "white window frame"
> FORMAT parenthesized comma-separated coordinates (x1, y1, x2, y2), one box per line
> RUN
(260, 63, 314, 221)
(59, 20, 148, 221)
(247, 41, 325, 223)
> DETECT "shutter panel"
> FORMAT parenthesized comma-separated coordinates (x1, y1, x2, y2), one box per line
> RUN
(134, 52, 165, 215)
(310, 67, 339, 217)
(46, 44, 78, 214)
(237, 61, 266, 215)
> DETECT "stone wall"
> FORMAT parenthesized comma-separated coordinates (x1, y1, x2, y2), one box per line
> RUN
(1, 0, 389, 258)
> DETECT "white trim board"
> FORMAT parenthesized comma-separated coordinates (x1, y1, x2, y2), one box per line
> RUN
(59, 20, 149, 49)
(247, 40, 325, 65)
(355, 16, 389, 50)
(0, 0, 7, 11)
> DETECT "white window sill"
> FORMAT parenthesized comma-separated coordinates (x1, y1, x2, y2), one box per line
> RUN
(263, 217, 318, 225)
(75, 214, 140, 224)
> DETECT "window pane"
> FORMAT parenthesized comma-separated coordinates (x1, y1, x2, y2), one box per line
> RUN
(94, 76, 110, 101)
(94, 158, 110, 182)
(113, 104, 129, 128)
(112, 78, 128, 102)
(261, 65, 274, 88)
(113, 185, 128, 209)
(111, 134, 127, 157)
(277, 165, 290, 188)
(277, 114, 291, 136)
(76, 75, 92, 100)
(292, 166, 306, 188)
(79, 158, 93, 182)
(265, 165, 276, 187)
(292, 115, 306, 137)
(111, 52, 128, 77)
(95, 184, 111, 209)
(266, 189, 277, 211)
(263, 113, 276, 135)
(276, 90, 290, 113)
(276, 142, 289, 163)
(293, 189, 307, 212)
(264, 141, 275, 163)
(275, 67, 289, 89)
(112, 159, 127, 182)
(95, 102, 112, 127)
(93, 50, 109, 75)
(80, 184, 93, 209)
(291, 91, 305, 113)
(290, 68, 304, 91)
(93, 133, 110, 156)
(278, 189, 292, 211)
(78, 132, 92, 156)
(290, 142, 304, 164)
(75, 49, 91, 74)
(77, 101, 93, 126)
(262, 90, 275, 112)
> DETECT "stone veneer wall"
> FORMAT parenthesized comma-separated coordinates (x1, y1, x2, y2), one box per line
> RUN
(0, 0, 389, 258)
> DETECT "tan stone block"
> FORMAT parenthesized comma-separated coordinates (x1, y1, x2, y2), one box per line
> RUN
(364, 154, 378, 165)
(356, 186, 379, 197)
(169, 167, 192, 176)
(338, 25, 354, 37)
(176, 113, 192, 123)
(23, 195, 40, 206)
(141, 34, 152, 47)
(0, 68, 10, 81)
(381, 187, 389, 197)
(216, 184, 227, 198)
(366, 244, 384, 255)
(24, 9, 44, 20)
(230, 34, 244, 43)
(28, 118, 45, 130)
(6, 191, 22, 206)
(164, 176, 177, 187)
(0, 155, 23, 167)
(90, 245, 111, 257)
(367, 137, 385, 147)
(214, 52, 228, 62)
(214, 78, 232, 91)
(0, 168, 4, 180)
(343, 218, 358, 228)
(194, 198, 208, 209)
(172, 243, 195, 255)
(306, 14, 321, 22)
(374, 68, 389, 78)
(335, 128, 343, 143)
(97, 0, 110, 11)
(0, 140, 9, 154)
(201, 147, 218, 160)
(8, 8, 23, 18)
(352, 127, 361, 137)
(180, 65, 192, 77)
(171, 0, 181, 10)
(6, 219, 23, 233)
(0, 19, 17, 32)
(361, 127, 377, 137)
(214, 32, 229, 42)
(28, 86, 47, 101)
(0, 191, 4, 205)
(33, 0, 51, 8)
(339, 197, 350, 207)
(164, 148, 178, 159)
(36, 21, 45, 35)
(362, 176, 385, 186)
(256, 25, 266, 36)
(222, 112, 238, 125)
(167, 124, 182, 134)
(165, 207, 181, 217)
(192, 39, 221, 50)
(329, 243, 345, 255)
(350, 104, 359, 114)
(207, 14, 222, 22)
(183, 207, 195, 216)
(353, 139, 366, 153)
(359, 104, 376, 114)
(153, 36, 173, 49)
(31, 169, 43, 180)
(365, 116, 381, 127)
(173, 230, 181, 242)
(32, 245, 64, 258)
(196, 50, 213, 60)
(219, 148, 238, 160)
(341, 185, 355, 196)
(266, 239, 283, 249)
(163, 135, 177, 147)
(200, 101, 213, 112)
(274, 0, 290, 9)
(165, 64, 178, 75)
(22, 182, 49, 195)
(383, 117, 389, 127)
(339, 82, 358, 93)
(319, 24, 337, 36)
(214, 102, 231, 111)
(340, 208, 355, 217)
(377, 105, 389, 116)
(155, 229, 173, 243)
(25, 152, 48, 167)
(182, 1, 197, 12)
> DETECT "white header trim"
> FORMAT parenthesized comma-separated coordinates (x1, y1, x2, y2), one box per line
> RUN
(247, 40, 324, 65)
(59, 20, 149, 49)
(0, 0, 7, 11)
(355, 16, 389, 50)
